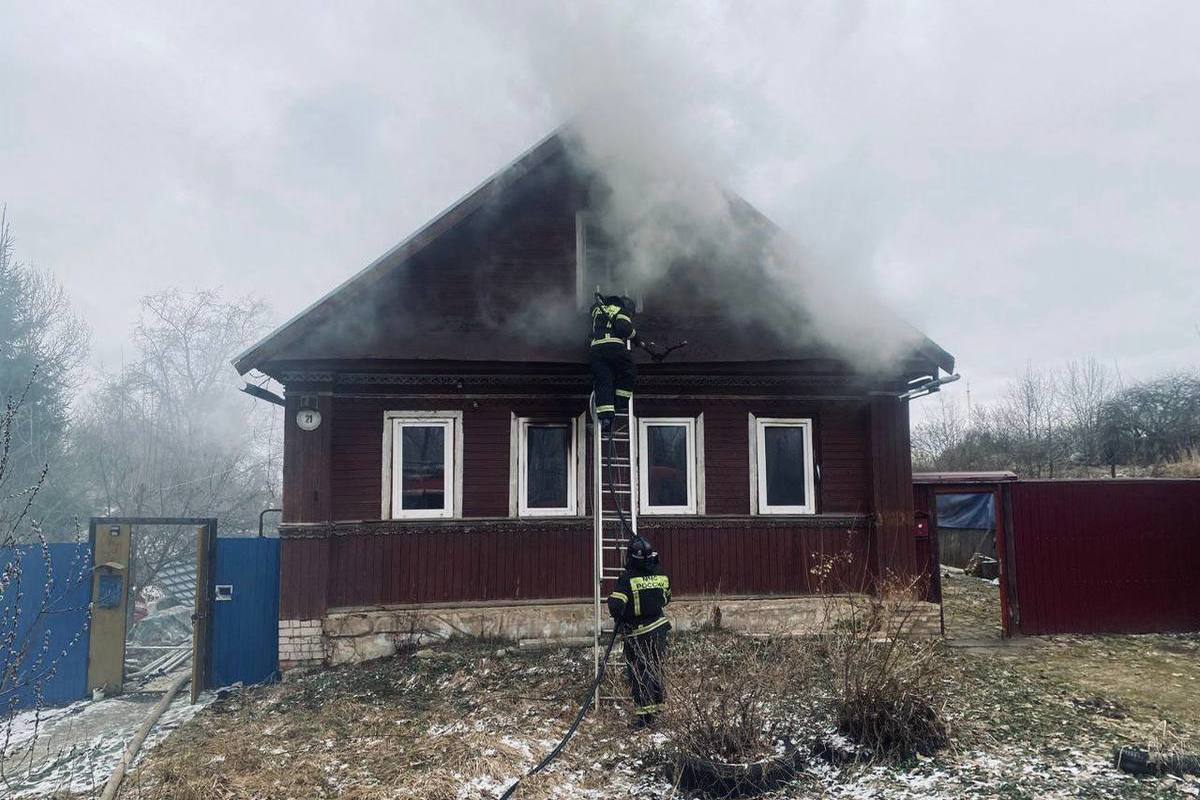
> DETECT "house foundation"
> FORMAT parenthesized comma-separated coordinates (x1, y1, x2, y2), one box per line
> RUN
(278, 595, 942, 671)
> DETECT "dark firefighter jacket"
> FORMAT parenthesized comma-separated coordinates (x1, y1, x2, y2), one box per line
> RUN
(590, 298, 637, 348)
(607, 565, 671, 638)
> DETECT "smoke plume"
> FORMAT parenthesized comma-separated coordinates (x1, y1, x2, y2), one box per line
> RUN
(481, 2, 932, 370)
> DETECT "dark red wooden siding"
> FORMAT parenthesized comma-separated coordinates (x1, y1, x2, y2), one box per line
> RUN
(1010, 480, 1200, 635)
(279, 537, 331, 619)
(279, 519, 869, 616)
(282, 393, 333, 524)
(279, 391, 880, 617)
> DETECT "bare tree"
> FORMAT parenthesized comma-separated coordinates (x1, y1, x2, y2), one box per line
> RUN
(1, 377, 91, 790)
(993, 362, 1066, 477)
(1059, 357, 1117, 470)
(912, 395, 968, 470)
(1100, 371, 1200, 473)
(72, 289, 280, 610)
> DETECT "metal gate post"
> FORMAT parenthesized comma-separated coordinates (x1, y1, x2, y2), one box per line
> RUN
(190, 522, 217, 702)
(86, 522, 132, 696)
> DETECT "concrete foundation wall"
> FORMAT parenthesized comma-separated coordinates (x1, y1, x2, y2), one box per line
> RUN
(281, 596, 941, 669)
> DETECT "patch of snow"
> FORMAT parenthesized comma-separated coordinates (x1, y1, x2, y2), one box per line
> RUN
(3, 690, 214, 797)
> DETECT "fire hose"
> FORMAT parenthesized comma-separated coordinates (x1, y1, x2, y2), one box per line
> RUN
(498, 626, 622, 799)
(498, 424, 635, 799)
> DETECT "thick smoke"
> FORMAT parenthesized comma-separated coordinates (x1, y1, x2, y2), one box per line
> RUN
(482, 2, 930, 370)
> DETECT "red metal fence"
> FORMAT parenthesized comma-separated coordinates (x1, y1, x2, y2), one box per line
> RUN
(1009, 480, 1200, 635)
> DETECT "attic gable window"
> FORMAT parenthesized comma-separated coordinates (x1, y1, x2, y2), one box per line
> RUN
(382, 411, 463, 520)
(576, 212, 640, 310)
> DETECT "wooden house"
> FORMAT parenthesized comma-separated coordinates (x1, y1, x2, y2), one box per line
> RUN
(234, 131, 953, 667)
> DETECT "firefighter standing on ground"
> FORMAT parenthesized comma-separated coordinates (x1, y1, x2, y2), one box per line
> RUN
(588, 293, 662, 430)
(607, 537, 671, 728)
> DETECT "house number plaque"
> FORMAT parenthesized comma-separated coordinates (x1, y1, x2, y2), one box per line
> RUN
(296, 409, 322, 431)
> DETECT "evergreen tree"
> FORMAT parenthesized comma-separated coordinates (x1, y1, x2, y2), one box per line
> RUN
(0, 209, 89, 535)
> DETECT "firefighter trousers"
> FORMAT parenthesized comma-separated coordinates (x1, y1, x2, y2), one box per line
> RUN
(590, 342, 636, 422)
(624, 627, 668, 717)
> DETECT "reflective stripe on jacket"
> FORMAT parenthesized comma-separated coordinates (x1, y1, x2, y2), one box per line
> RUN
(590, 301, 635, 346)
(607, 567, 671, 637)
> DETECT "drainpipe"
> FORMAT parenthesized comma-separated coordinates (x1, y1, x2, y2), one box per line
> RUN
(259, 508, 283, 538)
(901, 373, 961, 401)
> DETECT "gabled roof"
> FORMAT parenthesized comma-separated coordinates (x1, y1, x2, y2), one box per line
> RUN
(232, 131, 568, 376)
(234, 129, 954, 377)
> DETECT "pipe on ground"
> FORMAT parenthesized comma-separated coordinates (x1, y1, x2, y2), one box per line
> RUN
(99, 671, 191, 800)
(1115, 747, 1200, 777)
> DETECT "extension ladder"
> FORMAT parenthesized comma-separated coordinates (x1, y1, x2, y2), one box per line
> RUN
(590, 391, 638, 707)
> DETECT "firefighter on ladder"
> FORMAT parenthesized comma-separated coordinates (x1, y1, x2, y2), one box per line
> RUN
(607, 537, 671, 729)
(588, 293, 663, 433)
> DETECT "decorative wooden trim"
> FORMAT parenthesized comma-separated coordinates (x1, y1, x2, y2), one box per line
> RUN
(279, 513, 870, 539)
(281, 371, 875, 389)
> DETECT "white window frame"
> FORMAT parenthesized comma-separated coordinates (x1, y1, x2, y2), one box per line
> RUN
(514, 417, 580, 517)
(750, 416, 817, 515)
(575, 211, 642, 311)
(638, 417, 699, 515)
(381, 411, 463, 520)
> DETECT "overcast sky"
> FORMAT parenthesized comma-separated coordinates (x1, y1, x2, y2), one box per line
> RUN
(2, 2, 1197, 410)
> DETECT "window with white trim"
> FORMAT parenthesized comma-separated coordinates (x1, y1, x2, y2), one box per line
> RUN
(384, 413, 461, 519)
(575, 212, 642, 310)
(752, 417, 816, 515)
(638, 417, 697, 514)
(517, 418, 578, 517)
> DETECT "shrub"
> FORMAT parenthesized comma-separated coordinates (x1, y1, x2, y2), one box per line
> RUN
(820, 573, 948, 760)
(659, 632, 815, 797)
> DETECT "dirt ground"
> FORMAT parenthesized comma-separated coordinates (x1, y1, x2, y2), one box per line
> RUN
(31, 582, 1200, 800)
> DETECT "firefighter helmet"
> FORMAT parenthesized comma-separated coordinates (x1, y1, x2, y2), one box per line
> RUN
(626, 536, 658, 568)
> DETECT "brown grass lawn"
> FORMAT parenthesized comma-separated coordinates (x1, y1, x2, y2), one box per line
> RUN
(88, 583, 1200, 800)
(943, 573, 1200, 752)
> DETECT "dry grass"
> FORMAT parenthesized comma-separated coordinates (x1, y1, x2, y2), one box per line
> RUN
(65, 574, 1199, 800)
(115, 641, 607, 800)
(942, 571, 1200, 751)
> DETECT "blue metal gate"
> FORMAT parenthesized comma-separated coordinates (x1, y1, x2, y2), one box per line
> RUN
(211, 537, 280, 688)
(0, 542, 93, 711)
